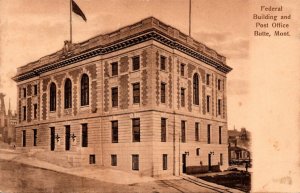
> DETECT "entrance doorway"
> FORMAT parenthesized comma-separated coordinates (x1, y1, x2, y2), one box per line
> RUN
(65, 126, 70, 151)
(50, 127, 55, 151)
(182, 154, 186, 173)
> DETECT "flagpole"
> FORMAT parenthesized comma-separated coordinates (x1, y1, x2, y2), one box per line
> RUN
(70, 0, 72, 43)
(189, 0, 191, 36)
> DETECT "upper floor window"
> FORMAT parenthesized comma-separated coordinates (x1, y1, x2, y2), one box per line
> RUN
(111, 120, 118, 143)
(161, 82, 166, 103)
(193, 74, 199, 105)
(195, 122, 199, 141)
(33, 104, 38, 119)
(160, 56, 166, 71)
(180, 63, 185, 76)
(219, 126, 222, 144)
(132, 118, 140, 142)
(64, 79, 72, 109)
(161, 118, 167, 142)
(23, 88, 26, 98)
(181, 121, 186, 143)
(206, 74, 210, 86)
(49, 83, 56, 111)
(81, 74, 89, 106)
(111, 62, 118, 76)
(181, 88, 185, 107)
(207, 95, 210, 113)
(34, 85, 38, 95)
(132, 83, 140, 104)
(218, 79, 222, 90)
(23, 106, 27, 121)
(112, 87, 118, 107)
(132, 56, 140, 71)
(218, 99, 221, 115)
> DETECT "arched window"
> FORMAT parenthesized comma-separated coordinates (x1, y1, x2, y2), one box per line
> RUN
(81, 74, 89, 106)
(193, 73, 199, 105)
(50, 83, 56, 111)
(64, 78, 72, 109)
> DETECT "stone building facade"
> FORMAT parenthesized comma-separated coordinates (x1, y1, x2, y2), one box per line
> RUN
(13, 17, 232, 176)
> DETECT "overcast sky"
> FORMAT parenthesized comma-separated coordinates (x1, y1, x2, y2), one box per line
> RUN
(0, 0, 250, 130)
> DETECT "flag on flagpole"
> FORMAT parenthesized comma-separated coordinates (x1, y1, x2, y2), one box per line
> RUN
(72, 0, 87, 22)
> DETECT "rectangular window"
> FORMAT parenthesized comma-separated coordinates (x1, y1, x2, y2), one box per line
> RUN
(180, 63, 185, 76)
(132, 154, 139, 170)
(206, 96, 210, 113)
(163, 154, 168, 170)
(33, 129, 37, 146)
(181, 88, 185, 107)
(111, 87, 118, 107)
(220, 153, 223, 165)
(132, 118, 140, 142)
(34, 104, 38, 119)
(23, 88, 26, 98)
(195, 122, 199, 141)
(218, 79, 221, 90)
(132, 83, 140, 104)
(181, 121, 186, 143)
(50, 127, 55, 151)
(207, 124, 211, 144)
(161, 118, 166, 142)
(132, 56, 140, 71)
(111, 121, 118, 143)
(22, 130, 26, 147)
(34, 85, 38, 95)
(160, 56, 166, 70)
(65, 125, 70, 151)
(111, 62, 118, 76)
(90, 155, 96, 164)
(161, 83, 166, 103)
(82, 124, 88, 147)
(218, 99, 221, 115)
(219, 126, 222, 144)
(206, 74, 210, 85)
(23, 106, 26, 121)
(196, 148, 200, 156)
(111, 154, 117, 166)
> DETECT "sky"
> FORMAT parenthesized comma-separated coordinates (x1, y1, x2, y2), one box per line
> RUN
(0, 0, 250, 131)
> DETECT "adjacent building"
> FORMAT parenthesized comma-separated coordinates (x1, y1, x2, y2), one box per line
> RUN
(13, 17, 232, 176)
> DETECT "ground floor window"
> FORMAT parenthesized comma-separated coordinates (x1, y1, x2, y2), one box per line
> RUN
(22, 130, 26, 147)
(220, 153, 223, 166)
(33, 129, 37, 146)
(90, 154, 96, 164)
(163, 154, 168, 170)
(111, 154, 117, 166)
(132, 154, 139, 170)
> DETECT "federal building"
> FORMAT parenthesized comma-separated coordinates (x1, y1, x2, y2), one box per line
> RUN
(13, 17, 232, 176)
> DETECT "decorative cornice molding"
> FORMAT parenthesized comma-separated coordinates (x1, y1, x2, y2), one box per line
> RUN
(14, 30, 232, 82)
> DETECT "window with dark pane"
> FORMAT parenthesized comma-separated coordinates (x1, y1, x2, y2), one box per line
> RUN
(193, 74, 199, 105)
(23, 106, 26, 121)
(207, 95, 210, 113)
(111, 154, 117, 166)
(195, 122, 199, 141)
(34, 104, 38, 119)
(50, 83, 56, 111)
(23, 88, 26, 98)
(34, 85, 38, 95)
(161, 118, 166, 142)
(132, 118, 140, 142)
(181, 121, 186, 143)
(82, 124, 88, 147)
(111, 62, 118, 76)
(22, 130, 26, 147)
(160, 56, 166, 70)
(180, 63, 185, 76)
(181, 88, 185, 107)
(206, 74, 210, 86)
(161, 82, 166, 103)
(64, 78, 72, 109)
(163, 154, 168, 170)
(132, 56, 140, 71)
(218, 99, 221, 115)
(111, 120, 118, 143)
(132, 83, 140, 104)
(112, 87, 118, 107)
(33, 129, 37, 146)
(132, 154, 139, 170)
(219, 126, 222, 144)
(81, 74, 89, 106)
(207, 124, 211, 144)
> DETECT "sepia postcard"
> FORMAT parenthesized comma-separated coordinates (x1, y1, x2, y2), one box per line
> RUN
(0, 0, 299, 192)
